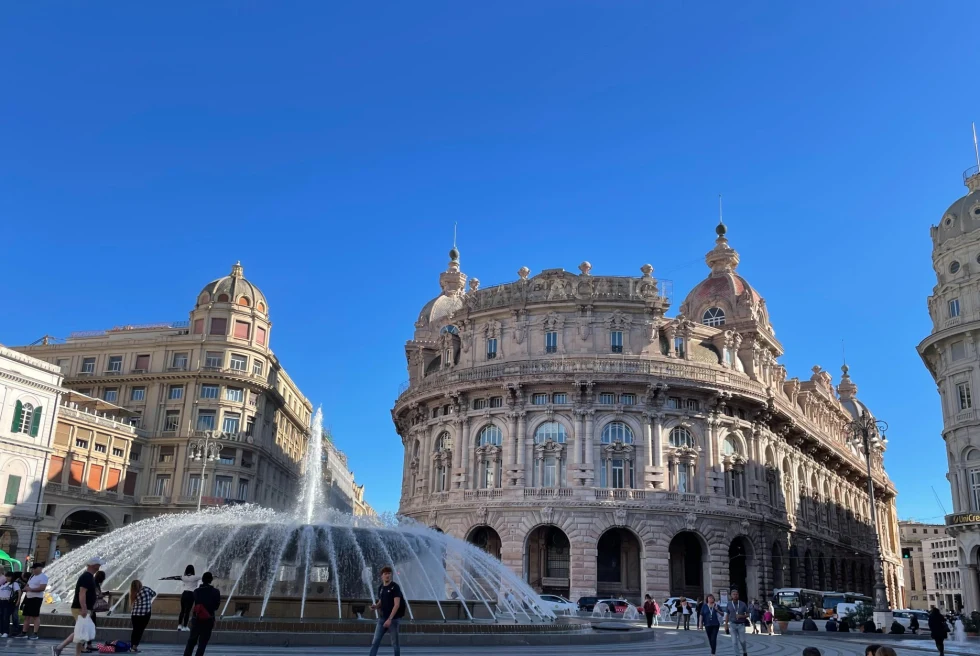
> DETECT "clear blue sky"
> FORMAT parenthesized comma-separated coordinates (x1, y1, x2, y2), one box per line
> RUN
(2, 3, 976, 519)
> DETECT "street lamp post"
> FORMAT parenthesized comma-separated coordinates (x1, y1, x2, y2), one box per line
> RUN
(187, 430, 229, 511)
(847, 411, 892, 629)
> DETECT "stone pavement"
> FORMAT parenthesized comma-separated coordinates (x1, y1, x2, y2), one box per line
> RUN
(3, 628, 979, 655)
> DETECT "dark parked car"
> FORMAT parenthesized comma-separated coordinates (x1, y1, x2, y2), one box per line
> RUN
(597, 598, 630, 614)
(577, 596, 599, 612)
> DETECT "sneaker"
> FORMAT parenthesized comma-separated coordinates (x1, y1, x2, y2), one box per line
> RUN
(29, 634, 39, 640)
(177, 624, 183, 631)
(14, 633, 27, 639)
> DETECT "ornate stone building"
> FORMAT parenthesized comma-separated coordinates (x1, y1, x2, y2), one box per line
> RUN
(917, 162, 980, 612)
(393, 226, 904, 605)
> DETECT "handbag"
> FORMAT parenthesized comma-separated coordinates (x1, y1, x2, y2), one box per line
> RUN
(93, 598, 110, 613)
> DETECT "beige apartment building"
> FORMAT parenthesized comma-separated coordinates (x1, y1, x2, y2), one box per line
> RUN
(924, 534, 963, 612)
(16, 263, 314, 536)
(899, 520, 949, 610)
(394, 227, 904, 605)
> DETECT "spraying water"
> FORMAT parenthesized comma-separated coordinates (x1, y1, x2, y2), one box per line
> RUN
(299, 407, 325, 524)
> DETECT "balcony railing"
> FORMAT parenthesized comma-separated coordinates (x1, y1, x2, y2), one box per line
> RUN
(463, 489, 503, 500)
(523, 487, 574, 499)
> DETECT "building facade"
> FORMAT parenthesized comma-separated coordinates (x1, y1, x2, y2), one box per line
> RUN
(917, 163, 980, 613)
(0, 346, 64, 561)
(899, 521, 948, 610)
(12, 264, 363, 547)
(393, 227, 904, 605)
(923, 534, 963, 612)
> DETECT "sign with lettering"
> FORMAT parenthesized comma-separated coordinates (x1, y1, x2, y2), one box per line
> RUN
(946, 513, 980, 526)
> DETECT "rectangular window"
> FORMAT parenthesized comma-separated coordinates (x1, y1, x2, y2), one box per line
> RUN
(4, 475, 21, 504)
(678, 465, 690, 494)
(229, 354, 248, 371)
(124, 471, 138, 496)
(950, 298, 961, 318)
(112, 447, 124, 457)
(164, 410, 180, 432)
(489, 397, 503, 408)
(87, 464, 104, 491)
(193, 318, 205, 334)
(154, 475, 171, 496)
(56, 358, 69, 372)
(197, 410, 217, 431)
(611, 459, 625, 488)
(952, 341, 966, 361)
(201, 384, 219, 399)
(674, 337, 686, 358)
(252, 360, 263, 376)
(543, 457, 557, 487)
(599, 459, 607, 488)
(214, 475, 233, 499)
(159, 446, 175, 463)
(621, 393, 636, 405)
(473, 398, 487, 410)
(222, 413, 241, 434)
(552, 393, 567, 404)
(218, 447, 236, 465)
(668, 397, 681, 409)
(168, 384, 184, 400)
(686, 399, 700, 411)
(210, 317, 228, 335)
(486, 338, 497, 360)
(94, 443, 107, 454)
(599, 393, 615, 405)
(134, 354, 150, 371)
(546, 331, 558, 353)
(75, 438, 89, 449)
(256, 326, 267, 345)
(107, 356, 123, 372)
(234, 321, 250, 340)
(246, 418, 255, 436)
(103, 388, 118, 403)
(186, 474, 202, 497)
(958, 382, 973, 410)
(611, 331, 623, 353)
(81, 357, 96, 373)
(226, 387, 244, 402)
(130, 387, 145, 402)
(172, 352, 189, 370)
(205, 352, 223, 368)
(483, 461, 495, 489)
(532, 393, 548, 405)
(238, 479, 249, 501)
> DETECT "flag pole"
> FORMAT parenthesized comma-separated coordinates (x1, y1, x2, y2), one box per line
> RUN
(973, 122, 980, 170)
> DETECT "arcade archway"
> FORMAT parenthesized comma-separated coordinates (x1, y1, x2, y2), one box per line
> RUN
(669, 531, 707, 598)
(596, 528, 641, 599)
(59, 510, 111, 552)
(526, 526, 570, 598)
(466, 525, 502, 560)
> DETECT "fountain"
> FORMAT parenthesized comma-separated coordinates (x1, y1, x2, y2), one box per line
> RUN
(42, 408, 554, 624)
(622, 603, 640, 621)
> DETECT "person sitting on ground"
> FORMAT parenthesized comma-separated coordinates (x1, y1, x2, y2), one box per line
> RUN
(909, 612, 919, 635)
(888, 620, 905, 634)
(838, 616, 850, 632)
(825, 614, 838, 632)
(803, 648, 821, 656)
(864, 644, 882, 656)
(802, 615, 819, 631)
(863, 618, 879, 633)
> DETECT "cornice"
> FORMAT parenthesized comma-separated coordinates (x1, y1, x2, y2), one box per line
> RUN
(0, 368, 64, 396)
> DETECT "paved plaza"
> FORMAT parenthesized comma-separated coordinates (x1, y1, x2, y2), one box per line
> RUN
(2, 629, 978, 656)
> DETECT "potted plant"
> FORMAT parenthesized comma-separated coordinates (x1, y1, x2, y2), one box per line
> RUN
(773, 606, 793, 632)
(846, 605, 876, 632)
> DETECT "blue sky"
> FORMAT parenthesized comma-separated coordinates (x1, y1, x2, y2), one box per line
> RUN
(1, 3, 976, 518)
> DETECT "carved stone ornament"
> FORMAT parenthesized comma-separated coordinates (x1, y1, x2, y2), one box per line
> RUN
(684, 511, 697, 531)
(739, 519, 751, 535)
(579, 261, 592, 276)
(428, 510, 438, 527)
(518, 266, 530, 280)
(477, 505, 489, 524)
(541, 506, 555, 525)
(484, 319, 501, 339)
(613, 507, 627, 527)
(468, 277, 480, 292)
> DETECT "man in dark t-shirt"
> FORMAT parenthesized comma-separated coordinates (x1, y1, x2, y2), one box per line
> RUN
(53, 557, 103, 656)
(368, 566, 404, 656)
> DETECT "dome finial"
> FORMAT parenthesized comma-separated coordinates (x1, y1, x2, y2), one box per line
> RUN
(716, 193, 727, 236)
(704, 198, 739, 275)
(230, 261, 244, 278)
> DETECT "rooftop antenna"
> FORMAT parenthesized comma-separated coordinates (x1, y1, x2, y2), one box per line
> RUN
(973, 123, 980, 170)
(453, 221, 457, 249)
(842, 339, 846, 368)
(718, 193, 723, 224)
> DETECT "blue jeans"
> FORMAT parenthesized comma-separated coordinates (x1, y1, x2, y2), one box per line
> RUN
(368, 618, 400, 656)
(0, 600, 14, 635)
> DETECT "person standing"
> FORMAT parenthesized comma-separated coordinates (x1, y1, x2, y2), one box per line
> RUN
(53, 556, 103, 656)
(701, 593, 725, 656)
(929, 607, 949, 656)
(749, 600, 761, 633)
(696, 596, 705, 630)
(129, 579, 157, 653)
(0, 570, 21, 637)
(183, 571, 220, 656)
(20, 561, 47, 641)
(162, 564, 200, 631)
(724, 588, 749, 656)
(642, 594, 656, 628)
(368, 566, 404, 656)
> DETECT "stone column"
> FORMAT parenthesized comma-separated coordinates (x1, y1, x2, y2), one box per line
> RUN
(573, 410, 584, 465)
(505, 412, 518, 486)
(48, 533, 58, 563)
(457, 420, 470, 489)
(420, 427, 432, 493)
(704, 417, 717, 493)
(516, 411, 527, 487)
(643, 412, 665, 490)
(584, 409, 595, 486)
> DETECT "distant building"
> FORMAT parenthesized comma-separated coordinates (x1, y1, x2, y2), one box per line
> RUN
(0, 346, 64, 562)
(322, 434, 357, 515)
(899, 520, 951, 610)
(923, 534, 963, 612)
(353, 482, 375, 517)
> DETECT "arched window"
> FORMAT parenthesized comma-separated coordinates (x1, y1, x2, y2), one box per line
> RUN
(257, 301, 267, 313)
(722, 436, 738, 456)
(238, 296, 251, 307)
(534, 422, 567, 444)
(669, 426, 693, 448)
(11, 401, 41, 437)
(217, 293, 230, 302)
(601, 422, 633, 444)
(435, 431, 452, 451)
(702, 307, 726, 327)
(478, 424, 502, 446)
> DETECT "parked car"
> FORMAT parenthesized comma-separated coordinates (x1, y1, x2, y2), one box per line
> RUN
(891, 609, 930, 631)
(597, 598, 630, 614)
(538, 594, 577, 614)
(577, 596, 600, 612)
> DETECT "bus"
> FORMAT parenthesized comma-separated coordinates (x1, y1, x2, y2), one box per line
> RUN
(821, 592, 873, 618)
(772, 588, 823, 619)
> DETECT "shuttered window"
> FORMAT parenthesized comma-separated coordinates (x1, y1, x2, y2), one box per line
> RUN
(135, 354, 150, 370)
(210, 318, 227, 335)
(106, 468, 121, 493)
(4, 475, 20, 504)
(234, 321, 250, 340)
(193, 318, 204, 334)
(256, 326, 267, 345)
(69, 460, 85, 486)
(48, 455, 65, 482)
(88, 464, 104, 491)
(123, 471, 138, 496)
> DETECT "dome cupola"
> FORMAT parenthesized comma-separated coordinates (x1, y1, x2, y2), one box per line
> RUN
(196, 262, 269, 316)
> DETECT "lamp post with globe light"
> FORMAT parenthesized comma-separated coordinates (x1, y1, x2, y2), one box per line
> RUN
(188, 430, 232, 511)
(846, 410, 891, 629)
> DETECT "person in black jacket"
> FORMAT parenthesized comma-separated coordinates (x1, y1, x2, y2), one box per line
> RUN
(928, 607, 949, 656)
(183, 572, 221, 656)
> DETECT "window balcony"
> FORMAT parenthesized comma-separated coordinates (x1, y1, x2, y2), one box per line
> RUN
(611, 345, 623, 353)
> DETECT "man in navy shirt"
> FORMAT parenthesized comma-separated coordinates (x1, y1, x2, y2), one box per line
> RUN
(369, 566, 404, 656)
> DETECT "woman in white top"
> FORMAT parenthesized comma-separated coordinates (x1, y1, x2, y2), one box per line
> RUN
(161, 565, 199, 631)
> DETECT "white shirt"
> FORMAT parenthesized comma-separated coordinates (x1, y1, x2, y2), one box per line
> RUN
(26, 573, 48, 599)
(0, 580, 20, 601)
(181, 574, 200, 592)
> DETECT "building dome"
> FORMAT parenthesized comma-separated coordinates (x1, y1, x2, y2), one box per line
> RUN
(196, 262, 269, 314)
(416, 294, 464, 329)
(936, 176, 980, 246)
